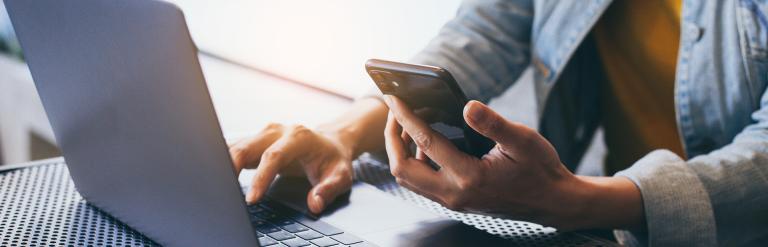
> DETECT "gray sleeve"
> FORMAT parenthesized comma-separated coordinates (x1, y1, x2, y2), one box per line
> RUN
(408, 0, 534, 102)
(615, 91, 768, 246)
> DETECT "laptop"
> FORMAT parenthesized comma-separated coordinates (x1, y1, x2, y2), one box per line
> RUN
(4, 0, 508, 246)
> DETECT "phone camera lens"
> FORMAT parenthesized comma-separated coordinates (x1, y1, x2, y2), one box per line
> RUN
(371, 72, 383, 82)
(370, 70, 399, 92)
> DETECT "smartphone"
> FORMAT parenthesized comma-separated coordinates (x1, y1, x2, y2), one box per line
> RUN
(366, 59, 495, 158)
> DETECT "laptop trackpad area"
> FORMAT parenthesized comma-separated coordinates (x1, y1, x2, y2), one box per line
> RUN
(266, 177, 508, 246)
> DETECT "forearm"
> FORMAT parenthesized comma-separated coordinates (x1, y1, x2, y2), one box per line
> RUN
(317, 97, 388, 157)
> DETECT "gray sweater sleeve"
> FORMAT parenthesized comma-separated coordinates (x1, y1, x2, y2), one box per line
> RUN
(362, 0, 534, 102)
(616, 89, 768, 246)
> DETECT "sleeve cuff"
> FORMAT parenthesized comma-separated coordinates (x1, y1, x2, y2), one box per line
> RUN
(614, 149, 717, 246)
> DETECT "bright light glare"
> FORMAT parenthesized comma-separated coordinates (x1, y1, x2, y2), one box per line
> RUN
(167, 0, 462, 97)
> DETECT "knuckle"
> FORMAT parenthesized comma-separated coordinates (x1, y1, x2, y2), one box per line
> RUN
(289, 125, 312, 138)
(390, 164, 406, 179)
(261, 149, 284, 163)
(232, 152, 246, 166)
(456, 176, 477, 192)
(228, 145, 243, 155)
(254, 170, 272, 181)
(264, 122, 283, 131)
(262, 123, 285, 137)
(458, 165, 487, 191)
(342, 169, 354, 182)
(411, 131, 433, 151)
(229, 147, 247, 165)
(332, 169, 354, 187)
(518, 130, 539, 146)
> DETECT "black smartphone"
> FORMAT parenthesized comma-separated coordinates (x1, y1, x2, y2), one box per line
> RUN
(365, 59, 495, 158)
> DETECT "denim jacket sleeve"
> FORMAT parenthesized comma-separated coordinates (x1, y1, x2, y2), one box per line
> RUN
(408, 0, 534, 102)
(615, 89, 768, 246)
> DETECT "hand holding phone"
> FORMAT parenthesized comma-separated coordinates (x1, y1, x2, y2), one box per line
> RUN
(365, 59, 495, 158)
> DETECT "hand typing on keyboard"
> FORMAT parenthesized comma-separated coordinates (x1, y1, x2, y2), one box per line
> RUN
(228, 98, 387, 214)
(228, 123, 356, 214)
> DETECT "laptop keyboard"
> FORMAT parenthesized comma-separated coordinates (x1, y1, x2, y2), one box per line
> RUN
(248, 198, 374, 247)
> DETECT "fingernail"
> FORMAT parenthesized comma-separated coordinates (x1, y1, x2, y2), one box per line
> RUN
(246, 192, 258, 205)
(465, 101, 488, 124)
(313, 194, 325, 212)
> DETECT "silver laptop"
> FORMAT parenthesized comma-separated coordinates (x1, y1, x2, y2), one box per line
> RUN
(4, 0, 508, 246)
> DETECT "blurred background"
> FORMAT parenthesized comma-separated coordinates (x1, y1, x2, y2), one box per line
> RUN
(0, 0, 603, 174)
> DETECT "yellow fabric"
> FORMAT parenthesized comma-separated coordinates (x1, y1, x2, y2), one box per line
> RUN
(594, 0, 685, 175)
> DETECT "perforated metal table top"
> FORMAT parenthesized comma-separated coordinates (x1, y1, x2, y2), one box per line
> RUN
(0, 157, 617, 246)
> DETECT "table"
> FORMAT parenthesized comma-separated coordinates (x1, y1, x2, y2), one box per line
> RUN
(0, 157, 617, 247)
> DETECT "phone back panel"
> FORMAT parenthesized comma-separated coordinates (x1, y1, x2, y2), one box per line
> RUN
(366, 59, 494, 157)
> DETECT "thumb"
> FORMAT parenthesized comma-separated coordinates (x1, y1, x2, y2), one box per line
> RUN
(307, 174, 352, 214)
(463, 100, 535, 153)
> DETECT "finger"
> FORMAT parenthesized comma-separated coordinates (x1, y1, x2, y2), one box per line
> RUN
(385, 112, 446, 193)
(385, 112, 408, 162)
(463, 100, 537, 156)
(307, 167, 353, 214)
(415, 148, 429, 162)
(246, 126, 315, 204)
(401, 129, 413, 157)
(228, 124, 284, 173)
(384, 95, 473, 170)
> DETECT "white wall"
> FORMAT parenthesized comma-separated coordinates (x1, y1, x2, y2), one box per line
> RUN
(0, 55, 55, 165)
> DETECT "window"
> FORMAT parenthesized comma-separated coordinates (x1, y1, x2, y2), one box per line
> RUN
(168, 0, 462, 97)
(0, 2, 22, 60)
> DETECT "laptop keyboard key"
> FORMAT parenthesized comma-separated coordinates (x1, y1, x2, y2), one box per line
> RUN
(281, 223, 309, 233)
(248, 205, 266, 213)
(258, 236, 278, 246)
(251, 219, 268, 225)
(296, 230, 323, 240)
(310, 237, 340, 247)
(267, 230, 295, 241)
(256, 223, 281, 234)
(261, 199, 301, 215)
(330, 232, 364, 245)
(281, 238, 311, 247)
(293, 217, 344, 236)
(274, 218, 296, 226)
(255, 211, 280, 219)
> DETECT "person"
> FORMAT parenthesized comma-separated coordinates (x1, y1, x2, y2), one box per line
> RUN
(227, 0, 768, 246)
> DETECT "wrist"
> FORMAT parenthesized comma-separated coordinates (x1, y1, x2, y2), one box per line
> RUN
(316, 125, 360, 160)
(571, 175, 646, 231)
(316, 97, 388, 158)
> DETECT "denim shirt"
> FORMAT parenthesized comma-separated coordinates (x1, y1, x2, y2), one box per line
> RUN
(409, 0, 768, 246)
